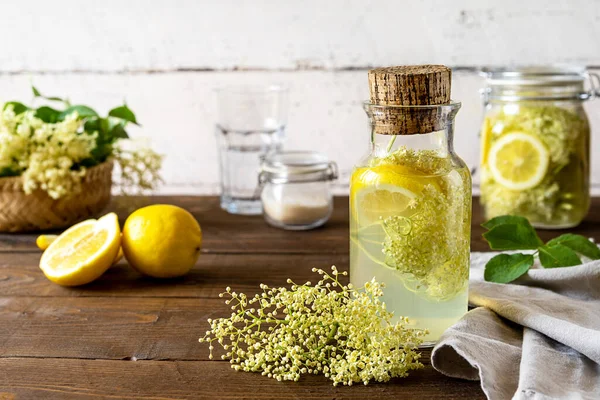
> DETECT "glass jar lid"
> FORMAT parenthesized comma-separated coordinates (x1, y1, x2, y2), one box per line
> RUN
(480, 66, 600, 102)
(260, 151, 338, 184)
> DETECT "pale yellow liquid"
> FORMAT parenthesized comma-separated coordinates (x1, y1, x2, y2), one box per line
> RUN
(350, 166, 471, 345)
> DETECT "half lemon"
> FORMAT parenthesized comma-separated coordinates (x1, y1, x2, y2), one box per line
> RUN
(37, 233, 124, 264)
(39, 213, 121, 286)
(488, 132, 549, 191)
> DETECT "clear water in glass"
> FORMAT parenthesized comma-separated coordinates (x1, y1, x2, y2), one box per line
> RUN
(216, 126, 284, 214)
(214, 85, 289, 214)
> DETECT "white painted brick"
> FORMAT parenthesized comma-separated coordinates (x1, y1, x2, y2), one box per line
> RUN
(0, 0, 599, 71)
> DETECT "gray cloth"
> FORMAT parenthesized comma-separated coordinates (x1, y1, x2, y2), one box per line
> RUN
(431, 252, 600, 400)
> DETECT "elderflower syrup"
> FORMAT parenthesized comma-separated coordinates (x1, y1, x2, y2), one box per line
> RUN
(350, 66, 472, 345)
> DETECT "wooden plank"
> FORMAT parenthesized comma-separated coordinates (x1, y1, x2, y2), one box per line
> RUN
(0, 253, 348, 298)
(0, 196, 350, 254)
(0, 357, 484, 400)
(0, 295, 461, 365)
(0, 296, 217, 361)
(3, 196, 600, 253)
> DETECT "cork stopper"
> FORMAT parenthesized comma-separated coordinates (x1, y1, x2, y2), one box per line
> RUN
(367, 65, 452, 135)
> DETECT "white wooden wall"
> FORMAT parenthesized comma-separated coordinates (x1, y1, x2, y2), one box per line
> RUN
(2, 0, 600, 194)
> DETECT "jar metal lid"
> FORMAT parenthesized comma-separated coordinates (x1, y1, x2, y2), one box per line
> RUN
(480, 66, 600, 102)
(259, 151, 338, 184)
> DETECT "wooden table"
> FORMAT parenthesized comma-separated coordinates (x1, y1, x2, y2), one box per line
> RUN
(1, 196, 599, 399)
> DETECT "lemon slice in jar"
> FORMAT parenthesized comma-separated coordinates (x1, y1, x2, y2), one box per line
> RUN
(488, 132, 549, 191)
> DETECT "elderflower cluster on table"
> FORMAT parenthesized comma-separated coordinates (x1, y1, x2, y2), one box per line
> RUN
(200, 266, 426, 386)
(0, 86, 162, 199)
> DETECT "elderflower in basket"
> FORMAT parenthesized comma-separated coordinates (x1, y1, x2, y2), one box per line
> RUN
(0, 86, 162, 232)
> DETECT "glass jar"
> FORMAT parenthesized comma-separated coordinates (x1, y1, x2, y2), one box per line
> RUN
(259, 151, 338, 230)
(479, 66, 598, 228)
(350, 102, 472, 345)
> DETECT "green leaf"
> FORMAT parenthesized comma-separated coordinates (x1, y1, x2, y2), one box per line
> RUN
(0, 166, 20, 177)
(484, 253, 534, 283)
(3, 101, 29, 115)
(58, 105, 98, 120)
(547, 234, 600, 260)
(482, 215, 532, 230)
(83, 117, 117, 164)
(483, 224, 544, 250)
(90, 143, 114, 163)
(77, 158, 101, 168)
(35, 106, 61, 123)
(108, 105, 138, 125)
(31, 85, 68, 103)
(109, 122, 129, 139)
(83, 117, 102, 133)
(539, 244, 582, 268)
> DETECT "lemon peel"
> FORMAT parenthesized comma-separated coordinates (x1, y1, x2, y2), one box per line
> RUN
(122, 204, 202, 278)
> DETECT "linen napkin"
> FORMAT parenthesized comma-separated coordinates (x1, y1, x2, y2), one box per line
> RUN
(431, 252, 600, 400)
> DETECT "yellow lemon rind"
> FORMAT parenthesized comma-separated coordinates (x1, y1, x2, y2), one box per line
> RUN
(36, 234, 59, 251)
(122, 205, 202, 278)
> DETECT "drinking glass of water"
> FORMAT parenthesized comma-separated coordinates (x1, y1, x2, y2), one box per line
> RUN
(215, 85, 289, 215)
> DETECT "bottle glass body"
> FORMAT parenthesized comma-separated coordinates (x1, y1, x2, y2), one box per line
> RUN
(350, 102, 471, 345)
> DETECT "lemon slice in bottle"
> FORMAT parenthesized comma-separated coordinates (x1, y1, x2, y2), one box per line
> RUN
(39, 213, 121, 286)
(488, 131, 549, 191)
(355, 184, 417, 226)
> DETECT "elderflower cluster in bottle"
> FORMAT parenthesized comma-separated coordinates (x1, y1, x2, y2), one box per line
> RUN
(368, 146, 471, 301)
(199, 266, 426, 386)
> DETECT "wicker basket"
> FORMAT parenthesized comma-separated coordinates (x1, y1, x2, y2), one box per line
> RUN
(0, 160, 114, 233)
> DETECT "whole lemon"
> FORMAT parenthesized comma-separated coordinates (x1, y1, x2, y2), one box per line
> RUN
(122, 204, 202, 278)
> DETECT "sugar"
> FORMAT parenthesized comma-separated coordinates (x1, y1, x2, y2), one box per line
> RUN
(263, 196, 331, 226)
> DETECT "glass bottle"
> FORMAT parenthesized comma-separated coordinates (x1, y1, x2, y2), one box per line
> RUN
(479, 67, 598, 228)
(350, 66, 472, 346)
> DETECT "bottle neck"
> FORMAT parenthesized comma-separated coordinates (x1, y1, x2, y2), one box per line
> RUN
(370, 127, 455, 158)
(363, 101, 460, 158)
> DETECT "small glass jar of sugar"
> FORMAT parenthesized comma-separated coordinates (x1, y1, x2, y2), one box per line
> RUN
(259, 151, 338, 230)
